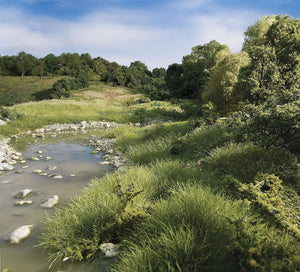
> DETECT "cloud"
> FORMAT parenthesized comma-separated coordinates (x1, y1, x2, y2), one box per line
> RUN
(0, 4, 262, 69)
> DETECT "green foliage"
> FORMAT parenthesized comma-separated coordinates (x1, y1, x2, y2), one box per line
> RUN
(231, 103, 300, 155)
(166, 40, 228, 99)
(49, 71, 90, 98)
(0, 106, 21, 120)
(112, 185, 298, 272)
(202, 50, 250, 113)
(202, 143, 298, 184)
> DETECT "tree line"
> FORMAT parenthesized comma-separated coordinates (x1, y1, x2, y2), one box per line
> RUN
(0, 14, 299, 154)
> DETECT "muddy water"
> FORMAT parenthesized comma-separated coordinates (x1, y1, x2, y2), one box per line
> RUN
(0, 136, 113, 272)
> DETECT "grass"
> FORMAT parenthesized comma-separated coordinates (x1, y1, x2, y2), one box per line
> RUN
(0, 76, 65, 106)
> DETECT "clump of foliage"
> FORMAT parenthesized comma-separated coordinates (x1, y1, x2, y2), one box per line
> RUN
(49, 70, 90, 98)
(111, 185, 299, 272)
(0, 106, 21, 120)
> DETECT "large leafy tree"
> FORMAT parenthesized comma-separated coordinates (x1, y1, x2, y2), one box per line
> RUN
(233, 15, 300, 154)
(166, 40, 228, 99)
(202, 50, 250, 113)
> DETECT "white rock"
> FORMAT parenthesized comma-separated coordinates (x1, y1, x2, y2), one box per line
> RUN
(99, 161, 110, 165)
(40, 195, 59, 208)
(53, 175, 63, 179)
(0, 163, 14, 171)
(99, 243, 119, 257)
(30, 157, 40, 161)
(13, 189, 33, 198)
(6, 225, 34, 244)
(45, 157, 53, 161)
(1, 180, 11, 184)
(15, 199, 33, 206)
(0, 120, 6, 126)
(33, 170, 42, 174)
(20, 160, 27, 164)
(47, 165, 57, 171)
(22, 165, 29, 169)
(36, 150, 43, 154)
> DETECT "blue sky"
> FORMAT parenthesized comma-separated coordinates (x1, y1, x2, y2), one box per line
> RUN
(0, 0, 299, 69)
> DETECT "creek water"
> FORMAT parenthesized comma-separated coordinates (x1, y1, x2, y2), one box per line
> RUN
(0, 134, 113, 272)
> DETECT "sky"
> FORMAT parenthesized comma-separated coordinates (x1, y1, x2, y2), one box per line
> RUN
(0, 0, 299, 69)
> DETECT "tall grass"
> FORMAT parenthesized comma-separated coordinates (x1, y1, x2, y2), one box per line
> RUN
(111, 185, 298, 272)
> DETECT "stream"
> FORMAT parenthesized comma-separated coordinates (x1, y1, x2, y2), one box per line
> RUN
(0, 134, 114, 272)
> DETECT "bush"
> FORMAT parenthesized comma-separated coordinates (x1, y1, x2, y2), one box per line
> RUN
(0, 106, 21, 120)
(111, 185, 299, 272)
(202, 143, 298, 184)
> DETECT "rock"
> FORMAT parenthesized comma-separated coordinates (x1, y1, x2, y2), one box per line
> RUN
(47, 165, 57, 171)
(99, 161, 110, 165)
(1, 180, 11, 184)
(0, 120, 6, 126)
(6, 225, 34, 244)
(40, 195, 59, 208)
(13, 189, 33, 198)
(53, 175, 63, 179)
(30, 157, 40, 161)
(40, 172, 48, 176)
(15, 199, 33, 206)
(22, 165, 29, 169)
(0, 163, 14, 171)
(70, 174, 76, 177)
(45, 157, 53, 161)
(33, 170, 42, 174)
(20, 160, 27, 164)
(36, 150, 43, 154)
(99, 243, 119, 257)
(15, 170, 23, 174)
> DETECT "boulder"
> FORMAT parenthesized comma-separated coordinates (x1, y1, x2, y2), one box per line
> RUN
(0, 120, 6, 126)
(15, 199, 33, 206)
(40, 195, 59, 208)
(99, 243, 119, 257)
(6, 225, 34, 244)
(13, 189, 33, 198)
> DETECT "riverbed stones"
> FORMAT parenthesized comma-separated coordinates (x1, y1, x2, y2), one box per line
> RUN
(45, 156, 53, 161)
(6, 225, 34, 244)
(30, 156, 40, 161)
(13, 189, 33, 198)
(33, 169, 42, 174)
(15, 199, 33, 206)
(40, 195, 59, 208)
(99, 243, 120, 257)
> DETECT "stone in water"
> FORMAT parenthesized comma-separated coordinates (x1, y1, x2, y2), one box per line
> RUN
(40, 195, 59, 208)
(99, 243, 119, 257)
(13, 189, 33, 198)
(6, 225, 34, 244)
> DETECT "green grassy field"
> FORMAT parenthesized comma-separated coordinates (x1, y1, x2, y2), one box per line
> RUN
(0, 76, 299, 272)
(0, 76, 67, 106)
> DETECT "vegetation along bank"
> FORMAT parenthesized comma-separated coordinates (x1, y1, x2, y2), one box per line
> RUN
(0, 14, 299, 271)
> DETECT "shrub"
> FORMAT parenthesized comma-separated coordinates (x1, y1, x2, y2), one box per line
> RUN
(0, 106, 21, 120)
(111, 185, 299, 272)
(202, 143, 298, 184)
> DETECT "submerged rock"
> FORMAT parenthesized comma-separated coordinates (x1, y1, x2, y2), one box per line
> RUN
(30, 157, 40, 161)
(45, 156, 53, 161)
(33, 169, 42, 174)
(40, 195, 59, 208)
(15, 199, 33, 206)
(0, 163, 14, 171)
(6, 225, 34, 244)
(99, 243, 120, 257)
(13, 189, 33, 198)
(53, 175, 63, 179)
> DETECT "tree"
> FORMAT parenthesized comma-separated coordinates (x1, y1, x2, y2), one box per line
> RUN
(202, 50, 250, 114)
(242, 15, 277, 52)
(42, 54, 60, 75)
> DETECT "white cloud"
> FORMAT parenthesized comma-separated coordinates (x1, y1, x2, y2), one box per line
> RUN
(0, 5, 262, 69)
